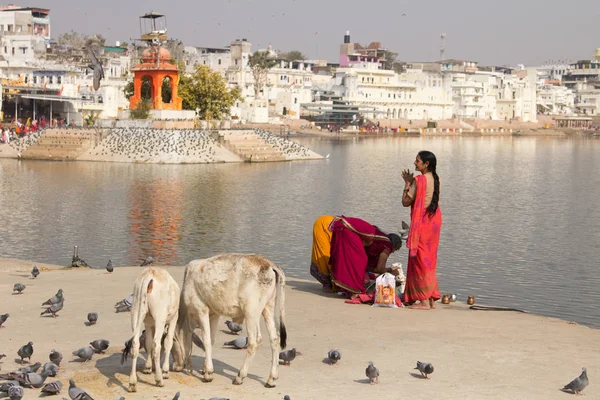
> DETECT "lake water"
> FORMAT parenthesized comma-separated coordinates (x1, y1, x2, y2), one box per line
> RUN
(1, 135, 599, 328)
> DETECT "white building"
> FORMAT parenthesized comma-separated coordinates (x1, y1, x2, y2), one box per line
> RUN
(183, 39, 314, 122)
(0, 6, 49, 61)
(537, 84, 575, 115)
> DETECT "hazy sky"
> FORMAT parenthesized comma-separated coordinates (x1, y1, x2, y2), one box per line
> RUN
(33, 0, 599, 66)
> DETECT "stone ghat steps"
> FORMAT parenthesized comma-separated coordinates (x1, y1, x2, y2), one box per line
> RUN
(219, 131, 287, 162)
(22, 131, 99, 160)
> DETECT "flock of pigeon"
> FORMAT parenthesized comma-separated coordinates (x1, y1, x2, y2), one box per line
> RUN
(2, 266, 112, 399)
(1, 262, 590, 398)
(87, 128, 221, 163)
(254, 129, 316, 160)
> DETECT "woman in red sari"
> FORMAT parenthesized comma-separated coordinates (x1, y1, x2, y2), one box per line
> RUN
(401, 150, 442, 309)
(329, 216, 402, 295)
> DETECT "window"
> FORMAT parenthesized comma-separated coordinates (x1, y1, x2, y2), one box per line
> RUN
(49, 76, 53, 84)
(294, 98, 297, 104)
(33, 76, 37, 84)
(20, 47, 26, 55)
(235, 59, 238, 65)
(218, 59, 221, 65)
(3, 46, 6, 53)
(57, 76, 62, 84)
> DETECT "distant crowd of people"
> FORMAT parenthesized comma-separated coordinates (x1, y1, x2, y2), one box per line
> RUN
(0, 116, 74, 144)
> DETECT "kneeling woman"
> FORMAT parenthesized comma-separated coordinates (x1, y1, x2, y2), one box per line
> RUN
(329, 216, 402, 295)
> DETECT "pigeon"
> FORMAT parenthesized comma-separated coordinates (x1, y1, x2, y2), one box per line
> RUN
(42, 289, 64, 306)
(41, 299, 64, 317)
(43, 362, 59, 377)
(13, 283, 25, 294)
(284, 396, 291, 400)
(140, 256, 155, 267)
(41, 380, 63, 394)
(0, 381, 20, 393)
(279, 348, 297, 366)
(18, 362, 41, 373)
(0, 353, 5, 361)
(87, 312, 98, 325)
(225, 320, 243, 334)
(399, 220, 410, 241)
(31, 266, 40, 278)
(12, 370, 51, 388)
(192, 332, 205, 351)
(172, 393, 180, 400)
(114, 294, 133, 313)
(327, 349, 341, 365)
(562, 367, 588, 395)
(49, 349, 63, 366)
(89, 339, 109, 353)
(223, 337, 248, 349)
(415, 361, 434, 379)
(0, 313, 9, 327)
(72, 346, 94, 362)
(68, 379, 94, 400)
(17, 342, 33, 363)
(366, 361, 379, 384)
(7, 385, 23, 400)
(106, 260, 113, 273)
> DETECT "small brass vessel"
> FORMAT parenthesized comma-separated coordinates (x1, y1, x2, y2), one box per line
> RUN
(467, 296, 475, 305)
(441, 295, 451, 304)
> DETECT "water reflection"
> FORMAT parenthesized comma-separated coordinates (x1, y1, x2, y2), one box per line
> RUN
(0, 136, 599, 328)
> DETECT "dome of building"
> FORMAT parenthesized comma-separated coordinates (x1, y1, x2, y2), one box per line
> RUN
(141, 46, 172, 63)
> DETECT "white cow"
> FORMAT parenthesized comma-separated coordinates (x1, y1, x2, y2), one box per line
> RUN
(122, 267, 180, 392)
(172, 254, 287, 388)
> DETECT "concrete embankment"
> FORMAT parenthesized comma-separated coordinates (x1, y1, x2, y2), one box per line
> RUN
(0, 128, 324, 163)
(0, 257, 597, 399)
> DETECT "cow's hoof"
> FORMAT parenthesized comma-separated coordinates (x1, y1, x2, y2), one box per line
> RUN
(265, 380, 276, 388)
(162, 371, 170, 379)
(203, 373, 214, 383)
(156, 380, 164, 387)
(232, 375, 244, 385)
(128, 384, 137, 393)
(172, 366, 183, 372)
(142, 367, 152, 374)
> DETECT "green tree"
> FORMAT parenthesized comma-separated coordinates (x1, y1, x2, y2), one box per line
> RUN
(381, 50, 398, 70)
(179, 65, 243, 120)
(248, 50, 277, 98)
(123, 79, 134, 99)
(130, 99, 151, 119)
(280, 50, 307, 61)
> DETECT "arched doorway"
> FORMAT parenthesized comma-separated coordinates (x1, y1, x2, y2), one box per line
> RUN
(141, 76, 153, 100)
(161, 76, 173, 104)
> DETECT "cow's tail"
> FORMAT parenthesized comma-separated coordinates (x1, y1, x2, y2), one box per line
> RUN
(273, 265, 287, 350)
(121, 270, 154, 365)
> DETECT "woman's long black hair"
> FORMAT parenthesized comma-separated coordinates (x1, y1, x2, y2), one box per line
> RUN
(418, 150, 440, 217)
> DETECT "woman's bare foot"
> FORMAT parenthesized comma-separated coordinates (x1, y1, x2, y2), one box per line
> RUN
(408, 300, 431, 310)
(322, 285, 334, 293)
(429, 298, 436, 309)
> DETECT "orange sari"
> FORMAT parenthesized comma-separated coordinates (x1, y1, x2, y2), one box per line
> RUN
(403, 174, 442, 303)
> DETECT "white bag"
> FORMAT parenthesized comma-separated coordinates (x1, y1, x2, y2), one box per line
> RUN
(372, 272, 398, 308)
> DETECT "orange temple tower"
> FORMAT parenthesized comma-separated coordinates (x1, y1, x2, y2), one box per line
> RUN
(129, 12, 182, 110)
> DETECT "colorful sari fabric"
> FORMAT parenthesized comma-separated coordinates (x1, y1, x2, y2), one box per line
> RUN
(310, 215, 336, 287)
(365, 227, 394, 271)
(403, 174, 442, 303)
(330, 217, 390, 294)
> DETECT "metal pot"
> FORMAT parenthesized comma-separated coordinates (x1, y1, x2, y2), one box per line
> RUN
(441, 295, 450, 304)
(467, 296, 475, 305)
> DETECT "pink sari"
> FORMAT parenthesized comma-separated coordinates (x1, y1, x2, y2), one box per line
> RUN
(403, 174, 442, 303)
(330, 216, 390, 294)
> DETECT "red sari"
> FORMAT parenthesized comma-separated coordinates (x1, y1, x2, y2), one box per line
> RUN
(330, 217, 391, 294)
(403, 174, 442, 303)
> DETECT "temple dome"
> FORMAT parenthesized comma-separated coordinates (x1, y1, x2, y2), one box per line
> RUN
(141, 46, 172, 63)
